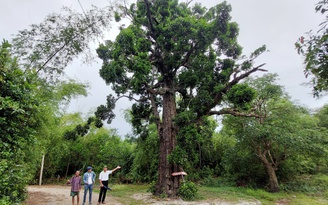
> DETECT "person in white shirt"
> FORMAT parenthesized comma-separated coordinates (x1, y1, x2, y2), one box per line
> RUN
(82, 166, 96, 205)
(97, 165, 121, 204)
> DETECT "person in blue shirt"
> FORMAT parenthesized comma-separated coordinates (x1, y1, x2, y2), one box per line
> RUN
(82, 166, 96, 205)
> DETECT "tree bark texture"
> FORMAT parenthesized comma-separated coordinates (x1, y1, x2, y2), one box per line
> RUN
(258, 149, 280, 192)
(155, 81, 179, 197)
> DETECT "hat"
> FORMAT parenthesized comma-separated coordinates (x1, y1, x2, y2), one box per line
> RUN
(103, 165, 107, 168)
(87, 166, 92, 170)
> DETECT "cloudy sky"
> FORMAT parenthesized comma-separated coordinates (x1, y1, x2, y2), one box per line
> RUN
(1, 0, 327, 136)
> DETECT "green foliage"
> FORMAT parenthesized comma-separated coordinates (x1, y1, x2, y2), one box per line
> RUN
(96, 0, 266, 130)
(178, 181, 198, 201)
(96, 0, 266, 196)
(280, 174, 328, 193)
(0, 40, 40, 203)
(315, 104, 328, 128)
(147, 181, 157, 194)
(219, 74, 328, 191)
(130, 124, 159, 183)
(220, 140, 267, 187)
(46, 121, 136, 183)
(226, 83, 256, 110)
(295, 1, 328, 96)
(172, 117, 219, 181)
(11, 4, 118, 79)
(0, 157, 32, 203)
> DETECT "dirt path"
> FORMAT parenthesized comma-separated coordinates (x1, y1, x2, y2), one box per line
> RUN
(26, 185, 263, 205)
(26, 185, 123, 205)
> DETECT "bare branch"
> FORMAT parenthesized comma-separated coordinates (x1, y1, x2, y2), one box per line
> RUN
(115, 95, 142, 103)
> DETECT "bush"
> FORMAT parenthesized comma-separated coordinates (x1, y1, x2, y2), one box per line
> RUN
(0, 197, 11, 205)
(0, 158, 30, 204)
(147, 181, 156, 194)
(178, 181, 198, 201)
(280, 174, 328, 193)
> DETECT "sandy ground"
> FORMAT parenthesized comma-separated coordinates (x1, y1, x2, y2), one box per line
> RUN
(25, 185, 123, 205)
(25, 185, 263, 205)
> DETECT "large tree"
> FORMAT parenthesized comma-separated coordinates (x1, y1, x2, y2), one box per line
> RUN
(96, 0, 266, 197)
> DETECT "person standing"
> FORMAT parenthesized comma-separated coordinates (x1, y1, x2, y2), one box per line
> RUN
(67, 170, 82, 205)
(82, 166, 96, 205)
(97, 165, 121, 205)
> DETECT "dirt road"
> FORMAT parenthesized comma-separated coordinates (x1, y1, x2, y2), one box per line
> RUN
(26, 185, 123, 205)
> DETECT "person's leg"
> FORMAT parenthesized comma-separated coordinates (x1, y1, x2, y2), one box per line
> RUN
(72, 195, 75, 205)
(101, 181, 108, 203)
(83, 185, 88, 204)
(89, 184, 93, 203)
(77, 194, 80, 205)
(98, 187, 104, 203)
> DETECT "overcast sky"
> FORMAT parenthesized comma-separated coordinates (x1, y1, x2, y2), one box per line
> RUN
(1, 0, 327, 136)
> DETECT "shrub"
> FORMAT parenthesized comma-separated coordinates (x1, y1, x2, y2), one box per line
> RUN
(147, 181, 156, 194)
(178, 181, 198, 201)
(280, 174, 328, 193)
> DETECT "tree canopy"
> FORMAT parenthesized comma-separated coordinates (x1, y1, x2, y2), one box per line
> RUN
(296, 0, 328, 97)
(221, 74, 328, 192)
(11, 3, 118, 81)
(96, 0, 266, 197)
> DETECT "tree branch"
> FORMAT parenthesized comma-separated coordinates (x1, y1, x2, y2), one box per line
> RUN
(144, 0, 155, 34)
(115, 95, 142, 103)
(149, 93, 161, 128)
(208, 108, 263, 118)
(213, 63, 266, 105)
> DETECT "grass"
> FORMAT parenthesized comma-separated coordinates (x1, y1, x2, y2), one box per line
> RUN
(90, 184, 328, 205)
(195, 185, 328, 205)
(94, 184, 149, 204)
(89, 175, 328, 204)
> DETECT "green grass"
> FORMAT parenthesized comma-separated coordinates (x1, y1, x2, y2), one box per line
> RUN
(94, 184, 149, 205)
(90, 175, 328, 205)
(91, 184, 327, 205)
(197, 183, 328, 205)
(197, 186, 328, 205)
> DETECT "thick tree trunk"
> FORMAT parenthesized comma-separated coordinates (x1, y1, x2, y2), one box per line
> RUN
(258, 150, 280, 192)
(265, 163, 279, 192)
(155, 84, 179, 197)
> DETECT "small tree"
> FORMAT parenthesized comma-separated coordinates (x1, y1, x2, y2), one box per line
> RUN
(222, 74, 326, 192)
(96, 0, 266, 197)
